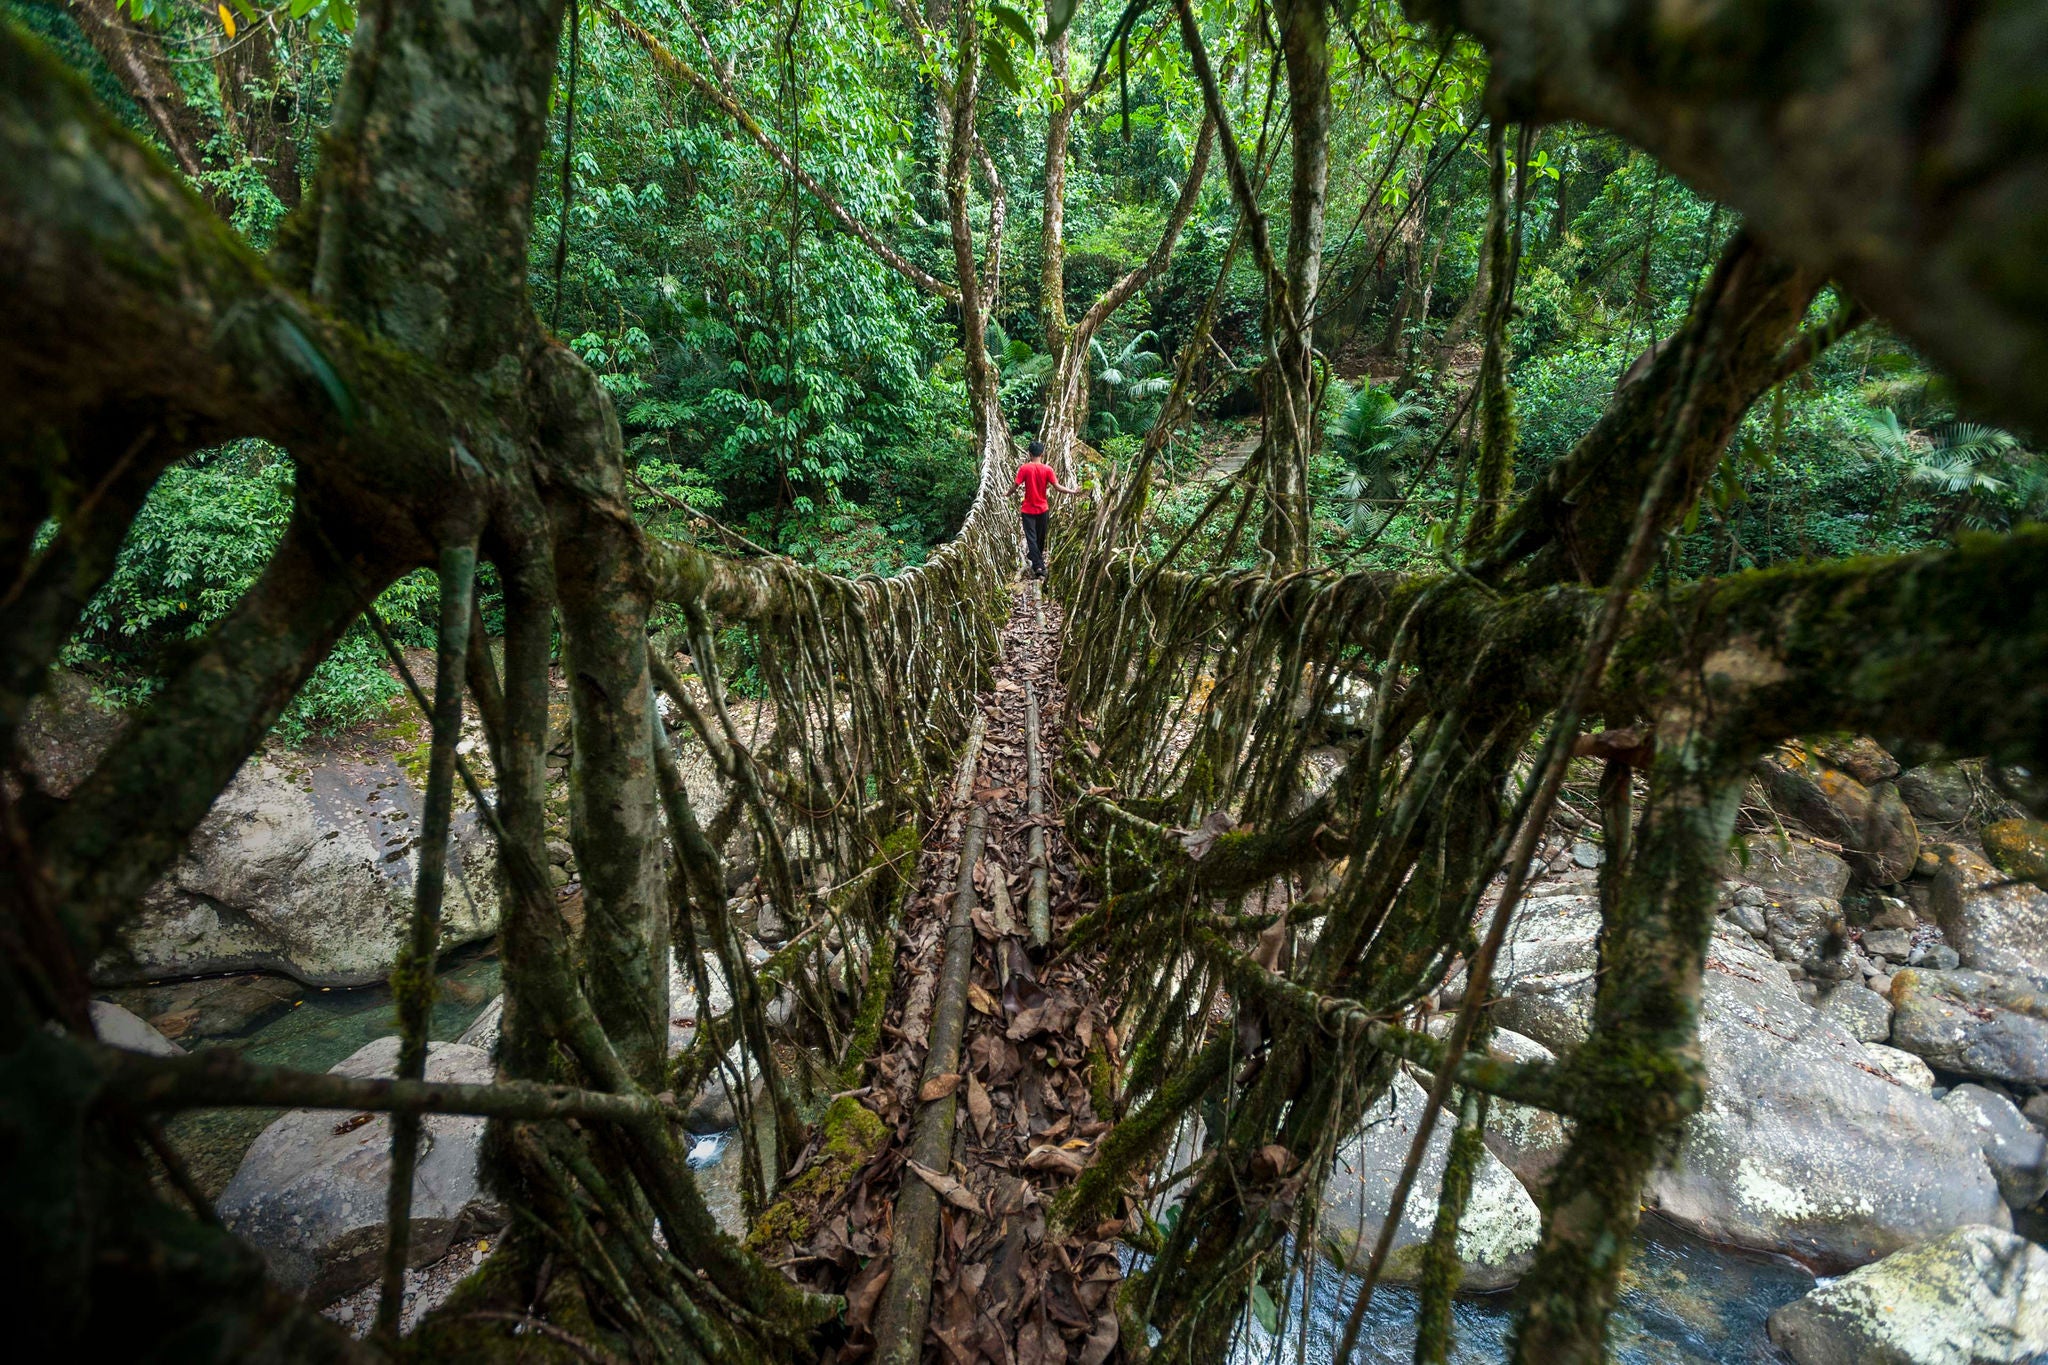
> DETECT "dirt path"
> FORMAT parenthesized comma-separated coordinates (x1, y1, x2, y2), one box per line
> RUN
(774, 582, 1125, 1364)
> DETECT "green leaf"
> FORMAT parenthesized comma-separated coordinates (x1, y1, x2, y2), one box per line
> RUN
(990, 2, 1038, 49)
(268, 310, 357, 432)
(981, 33, 1023, 92)
(1250, 1282, 1279, 1335)
(1045, 0, 1083, 41)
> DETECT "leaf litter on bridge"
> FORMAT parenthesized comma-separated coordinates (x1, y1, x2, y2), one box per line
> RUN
(762, 582, 1126, 1364)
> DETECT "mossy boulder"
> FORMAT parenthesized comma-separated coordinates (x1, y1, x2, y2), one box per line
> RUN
(1757, 742, 1920, 886)
(1983, 819, 2048, 890)
(1767, 1225, 2048, 1365)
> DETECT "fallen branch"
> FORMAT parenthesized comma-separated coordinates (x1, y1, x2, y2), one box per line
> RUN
(871, 800, 988, 1364)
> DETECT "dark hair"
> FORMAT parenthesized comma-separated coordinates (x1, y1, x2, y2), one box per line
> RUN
(1028, 439, 1045, 457)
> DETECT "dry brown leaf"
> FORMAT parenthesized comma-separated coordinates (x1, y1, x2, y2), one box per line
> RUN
(1179, 809, 1236, 860)
(920, 1072, 963, 1102)
(966, 1071, 994, 1139)
(1023, 1144, 1088, 1177)
(906, 1159, 982, 1214)
(967, 981, 1001, 1015)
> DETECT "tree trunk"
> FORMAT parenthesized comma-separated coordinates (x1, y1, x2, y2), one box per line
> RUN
(1257, 0, 1330, 569)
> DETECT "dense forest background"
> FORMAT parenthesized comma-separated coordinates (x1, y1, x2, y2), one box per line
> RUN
(14, 0, 2044, 738)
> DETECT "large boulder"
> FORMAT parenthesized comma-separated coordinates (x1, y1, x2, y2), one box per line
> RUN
(1767, 1225, 2048, 1365)
(1897, 761, 1982, 829)
(1735, 832, 1853, 901)
(1645, 932, 2006, 1269)
(1928, 842, 2048, 980)
(1320, 1070, 1542, 1291)
(218, 1037, 500, 1303)
(1757, 743, 1920, 885)
(1890, 968, 2048, 1086)
(1474, 893, 1603, 1053)
(1418, 1021, 1571, 1190)
(1942, 1084, 2048, 1209)
(1983, 818, 2048, 889)
(99, 754, 500, 987)
(88, 999, 184, 1056)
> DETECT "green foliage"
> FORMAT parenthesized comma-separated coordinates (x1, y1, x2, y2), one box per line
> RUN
(1325, 378, 1433, 535)
(1088, 330, 1171, 440)
(62, 442, 439, 744)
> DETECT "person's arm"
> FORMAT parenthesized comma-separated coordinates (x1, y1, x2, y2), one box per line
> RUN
(1055, 477, 1081, 496)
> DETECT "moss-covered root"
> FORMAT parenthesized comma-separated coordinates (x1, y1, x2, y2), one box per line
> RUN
(1414, 1088, 1487, 1363)
(747, 1095, 889, 1253)
(1508, 743, 1742, 1364)
(1050, 1031, 1232, 1238)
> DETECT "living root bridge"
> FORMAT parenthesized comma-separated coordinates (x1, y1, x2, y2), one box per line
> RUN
(1082, 526, 2048, 760)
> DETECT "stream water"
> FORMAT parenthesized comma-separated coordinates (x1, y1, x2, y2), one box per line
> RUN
(108, 948, 503, 1196)
(1226, 1218, 1810, 1364)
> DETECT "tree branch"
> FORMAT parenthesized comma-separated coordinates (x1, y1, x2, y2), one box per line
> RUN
(1408, 0, 2048, 439)
(90, 1038, 682, 1127)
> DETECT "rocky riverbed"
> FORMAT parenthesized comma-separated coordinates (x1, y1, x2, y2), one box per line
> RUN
(72, 675, 2048, 1360)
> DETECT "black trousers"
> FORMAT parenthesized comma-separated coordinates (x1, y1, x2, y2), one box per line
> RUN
(1020, 511, 1048, 575)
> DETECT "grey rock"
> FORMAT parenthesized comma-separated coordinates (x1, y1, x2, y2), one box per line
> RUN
(88, 999, 184, 1056)
(1735, 833, 1853, 902)
(1869, 897, 1918, 931)
(1863, 1044, 1936, 1092)
(1476, 894, 1604, 1053)
(1891, 968, 2048, 1086)
(1897, 761, 1981, 828)
(1820, 985, 1893, 1043)
(218, 1037, 500, 1303)
(1475, 1031, 1571, 1192)
(1812, 736, 1902, 788)
(1803, 949, 1862, 983)
(1869, 972, 1895, 997)
(1570, 840, 1605, 869)
(1942, 1084, 2048, 1208)
(1645, 937, 2007, 1269)
(1929, 843, 2048, 980)
(1725, 899, 1770, 940)
(684, 1045, 770, 1133)
(1910, 943, 1962, 971)
(455, 995, 502, 1052)
(1419, 1023, 1571, 1191)
(1320, 1070, 1542, 1291)
(1863, 928, 1914, 961)
(1766, 895, 1847, 967)
(100, 756, 499, 987)
(1486, 899, 2003, 1265)
(1767, 1225, 2048, 1365)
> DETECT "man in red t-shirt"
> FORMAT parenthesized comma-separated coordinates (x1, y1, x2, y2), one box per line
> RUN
(1012, 439, 1078, 579)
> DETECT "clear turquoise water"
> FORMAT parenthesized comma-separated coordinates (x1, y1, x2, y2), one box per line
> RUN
(1229, 1217, 1810, 1364)
(159, 951, 502, 1196)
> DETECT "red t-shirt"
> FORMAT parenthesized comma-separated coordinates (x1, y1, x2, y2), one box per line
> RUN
(1015, 461, 1056, 515)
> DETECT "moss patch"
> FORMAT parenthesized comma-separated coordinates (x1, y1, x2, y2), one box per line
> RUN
(745, 1095, 888, 1253)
